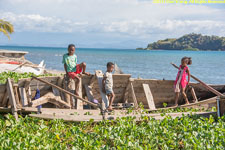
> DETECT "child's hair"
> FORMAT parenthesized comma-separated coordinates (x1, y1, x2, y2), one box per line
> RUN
(107, 62, 114, 68)
(181, 57, 192, 65)
(68, 44, 75, 49)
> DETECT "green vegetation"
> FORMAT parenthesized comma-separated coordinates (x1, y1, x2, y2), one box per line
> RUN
(0, 19, 14, 39)
(0, 114, 225, 149)
(0, 72, 57, 84)
(142, 33, 225, 51)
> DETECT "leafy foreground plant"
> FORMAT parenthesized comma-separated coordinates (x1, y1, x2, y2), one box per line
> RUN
(0, 72, 57, 84)
(0, 114, 225, 149)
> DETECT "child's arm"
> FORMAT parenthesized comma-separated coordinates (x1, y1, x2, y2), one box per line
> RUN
(186, 68, 190, 84)
(102, 76, 106, 93)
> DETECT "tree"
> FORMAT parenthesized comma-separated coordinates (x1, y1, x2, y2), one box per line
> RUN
(0, 19, 14, 39)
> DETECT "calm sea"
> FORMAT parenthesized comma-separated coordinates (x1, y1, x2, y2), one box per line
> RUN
(0, 46, 225, 84)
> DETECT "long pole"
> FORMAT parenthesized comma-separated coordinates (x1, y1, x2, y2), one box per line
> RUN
(31, 76, 98, 108)
(171, 63, 224, 97)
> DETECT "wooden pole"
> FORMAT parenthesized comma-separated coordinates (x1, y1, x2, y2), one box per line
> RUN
(171, 63, 224, 97)
(7, 78, 18, 121)
(31, 76, 98, 108)
(130, 82, 138, 108)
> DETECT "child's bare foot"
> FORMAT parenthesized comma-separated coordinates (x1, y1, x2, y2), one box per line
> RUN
(107, 106, 113, 111)
(185, 101, 190, 105)
(174, 104, 178, 107)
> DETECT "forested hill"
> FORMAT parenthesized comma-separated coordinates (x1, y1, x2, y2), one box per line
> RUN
(139, 33, 225, 51)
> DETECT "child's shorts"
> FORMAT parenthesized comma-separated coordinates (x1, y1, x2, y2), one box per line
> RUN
(105, 88, 113, 95)
(68, 64, 82, 79)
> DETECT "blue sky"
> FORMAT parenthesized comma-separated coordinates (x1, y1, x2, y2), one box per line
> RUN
(0, 0, 225, 48)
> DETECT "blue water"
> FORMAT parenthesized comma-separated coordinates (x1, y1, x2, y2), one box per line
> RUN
(1, 45, 225, 84)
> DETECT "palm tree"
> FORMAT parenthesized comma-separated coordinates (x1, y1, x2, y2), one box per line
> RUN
(0, 19, 14, 39)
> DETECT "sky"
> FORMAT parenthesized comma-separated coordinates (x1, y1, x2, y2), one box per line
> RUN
(0, 0, 225, 48)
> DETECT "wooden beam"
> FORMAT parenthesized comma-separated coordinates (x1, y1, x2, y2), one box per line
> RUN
(89, 75, 96, 86)
(75, 77, 83, 110)
(95, 70, 109, 109)
(219, 96, 225, 116)
(190, 87, 198, 103)
(142, 84, 156, 110)
(31, 92, 71, 108)
(85, 84, 94, 102)
(31, 76, 98, 108)
(123, 80, 132, 103)
(130, 82, 138, 108)
(1, 89, 8, 107)
(6, 78, 18, 121)
(171, 63, 224, 97)
(14, 86, 21, 108)
(19, 87, 28, 107)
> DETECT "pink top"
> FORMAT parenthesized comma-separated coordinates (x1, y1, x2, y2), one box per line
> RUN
(174, 65, 188, 90)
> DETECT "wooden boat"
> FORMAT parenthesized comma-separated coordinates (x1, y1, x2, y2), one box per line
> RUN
(0, 50, 46, 75)
(0, 74, 224, 110)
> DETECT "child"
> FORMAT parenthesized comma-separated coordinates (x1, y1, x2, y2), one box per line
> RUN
(174, 57, 192, 106)
(102, 62, 115, 111)
(62, 44, 89, 96)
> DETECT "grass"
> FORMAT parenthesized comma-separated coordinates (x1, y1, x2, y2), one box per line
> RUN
(0, 72, 57, 84)
(0, 113, 224, 149)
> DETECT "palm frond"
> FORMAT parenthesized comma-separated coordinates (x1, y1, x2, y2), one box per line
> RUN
(0, 19, 14, 39)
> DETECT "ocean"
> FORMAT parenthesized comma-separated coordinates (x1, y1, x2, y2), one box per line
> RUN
(0, 45, 225, 84)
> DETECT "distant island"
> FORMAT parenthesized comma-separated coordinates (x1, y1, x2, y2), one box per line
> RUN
(138, 33, 225, 51)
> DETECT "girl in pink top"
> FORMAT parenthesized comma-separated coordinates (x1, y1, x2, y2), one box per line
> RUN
(174, 57, 192, 106)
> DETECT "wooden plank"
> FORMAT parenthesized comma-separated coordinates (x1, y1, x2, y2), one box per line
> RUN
(89, 75, 96, 86)
(29, 111, 213, 122)
(1, 89, 8, 107)
(142, 84, 156, 110)
(95, 70, 109, 109)
(6, 78, 18, 121)
(31, 92, 71, 108)
(14, 86, 21, 107)
(130, 82, 138, 108)
(63, 75, 72, 107)
(85, 84, 94, 102)
(123, 81, 131, 103)
(191, 87, 198, 102)
(219, 96, 225, 116)
(75, 78, 83, 110)
(19, 87, 28, 107)
(0, 85, 6, 93)
(27, 87, 32, 104)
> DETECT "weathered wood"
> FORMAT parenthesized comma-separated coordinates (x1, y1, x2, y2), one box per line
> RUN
(190, 87, 198, 102)
(14, 86, 21, 107)
(130, 82, 138, 108)
(6, 78, 18, 121)
(19, 87, 28, 107)
(1, 89, 8, 107)
(31, 76, 98, 108)
(63, 76, 71, 105)
(219, 96, 225, 116)
(89, 75, 96, 86)
(75, 78, 83, 110)
(31, 92, 71, 108)
(29, 111, 214, 122)
(95, 70, 109, 109)
(142, 84, 156, 110)
(27, 87, 32, 104)
(123, 81, 131, 103)
(85, 84, 94, 102)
